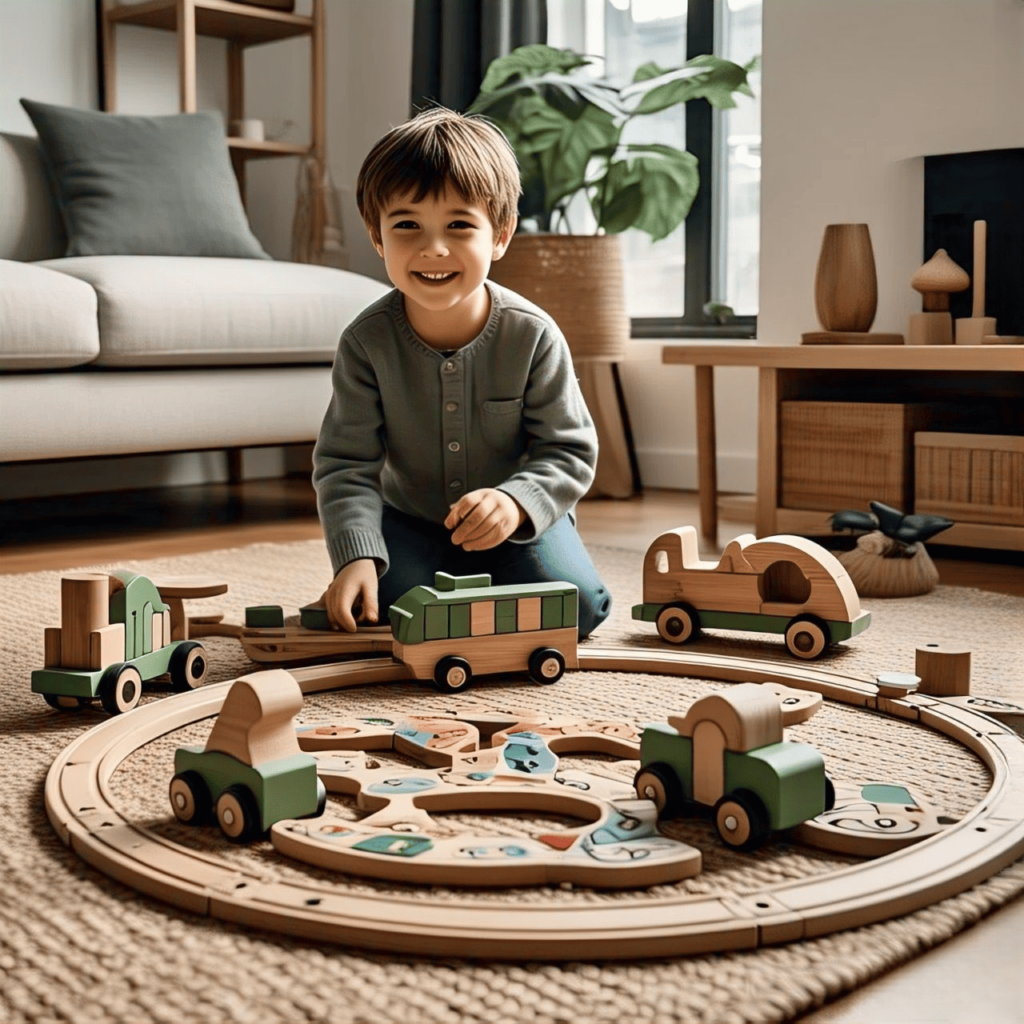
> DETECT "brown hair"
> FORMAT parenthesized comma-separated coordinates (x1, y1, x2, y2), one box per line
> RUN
(356, 107, 521, 246)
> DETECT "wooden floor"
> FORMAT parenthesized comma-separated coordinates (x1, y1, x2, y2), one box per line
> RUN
(2, 477, 1022, 1022)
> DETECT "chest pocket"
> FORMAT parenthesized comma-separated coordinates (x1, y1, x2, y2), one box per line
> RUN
(480, 398, 524, 450)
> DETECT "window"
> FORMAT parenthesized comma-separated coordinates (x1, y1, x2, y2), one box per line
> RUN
(547, 0, 762, 338)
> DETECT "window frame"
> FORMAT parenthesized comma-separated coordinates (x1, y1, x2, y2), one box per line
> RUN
(599, 0, 759, 340)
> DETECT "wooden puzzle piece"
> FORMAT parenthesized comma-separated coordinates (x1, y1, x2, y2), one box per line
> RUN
(794, 781, 953, 856)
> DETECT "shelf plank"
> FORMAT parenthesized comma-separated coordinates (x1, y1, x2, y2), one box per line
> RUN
(106, 0, 313, 45)
(227, 137, 310, 158)
(662, 343, 1024, 372)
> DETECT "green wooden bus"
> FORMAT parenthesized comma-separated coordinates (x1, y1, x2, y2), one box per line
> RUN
(388, 572, 579, 693)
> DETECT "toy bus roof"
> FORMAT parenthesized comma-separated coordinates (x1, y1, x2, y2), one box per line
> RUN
(395, 577, 578, 610)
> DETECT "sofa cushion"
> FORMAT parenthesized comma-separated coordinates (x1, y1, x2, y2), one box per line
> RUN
(20, 100, 269, 260)
(0, 259, 99, 370)
(39, 256, 390, 367)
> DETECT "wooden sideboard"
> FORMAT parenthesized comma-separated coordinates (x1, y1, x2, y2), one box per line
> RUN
(661, 344, 1024, 551)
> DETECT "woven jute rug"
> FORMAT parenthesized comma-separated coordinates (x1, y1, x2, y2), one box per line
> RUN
(2, 540, 1023, 1024)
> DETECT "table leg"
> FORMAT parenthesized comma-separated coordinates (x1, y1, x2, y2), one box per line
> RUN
(694, 364, 718, 547)
(757, 367, 779, 537)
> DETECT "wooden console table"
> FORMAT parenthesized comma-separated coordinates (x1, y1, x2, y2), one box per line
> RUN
(661, 344, 1024, 551)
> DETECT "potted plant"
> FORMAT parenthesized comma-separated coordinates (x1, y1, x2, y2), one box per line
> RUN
(468, 44, 757, 360)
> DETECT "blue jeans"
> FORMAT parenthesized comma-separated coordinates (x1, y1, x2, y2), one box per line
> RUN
(378, 506, 612, 639)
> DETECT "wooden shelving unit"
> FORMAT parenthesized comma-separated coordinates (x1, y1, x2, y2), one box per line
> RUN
(100, 0, 324, 200)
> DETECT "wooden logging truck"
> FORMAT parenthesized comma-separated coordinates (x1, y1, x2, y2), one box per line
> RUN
(388, 572, 579, 693)
(631, 527, 871, 660)
(32, 571, 208, 715)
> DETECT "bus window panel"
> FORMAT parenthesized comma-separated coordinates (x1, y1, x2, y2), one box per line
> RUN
(563, 590, 578, 628)
(471, 600, 496, 636)
(450, 603, 471, 638)
(542, 595, 562, 630)
(425, 604, 448, 640)
(518, 597, 541, 632)
(496, 599, 517, 634)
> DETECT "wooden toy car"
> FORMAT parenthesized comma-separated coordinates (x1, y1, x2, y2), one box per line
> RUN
(631, 526, 871, 659)
(634, 683, 835, 850)
(170, 670, 326, 843)
(32, 570, 209, 715)
(389, 572, 579, 693)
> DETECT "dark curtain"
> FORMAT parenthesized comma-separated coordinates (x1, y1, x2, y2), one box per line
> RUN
(410, 0, 547, 115)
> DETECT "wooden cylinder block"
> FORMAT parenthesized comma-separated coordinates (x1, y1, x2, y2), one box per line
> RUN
(60, 573, 110, 669)
(915, 643, 971, 697)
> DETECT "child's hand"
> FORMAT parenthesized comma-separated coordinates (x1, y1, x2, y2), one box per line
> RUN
(321, 558, 379, 632)
(445, 488, 526, 551)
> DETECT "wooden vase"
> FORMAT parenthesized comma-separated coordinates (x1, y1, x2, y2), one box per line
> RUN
(814, 224, 878, 332)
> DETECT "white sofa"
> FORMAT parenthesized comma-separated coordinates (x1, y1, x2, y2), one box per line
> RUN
(0, 132, 389, 469)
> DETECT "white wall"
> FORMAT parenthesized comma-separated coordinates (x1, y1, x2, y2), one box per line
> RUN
(0, 0, 97, 131)
(621, 0, 1024, 496)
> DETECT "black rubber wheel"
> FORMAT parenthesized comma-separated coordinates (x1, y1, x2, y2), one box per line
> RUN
(43, 693, 87, 711)
(99, 662, 143, 715)
(824, 773, 836, 812)
(714, 789, 771, 851)
(528, 647, 566, 685)
(655, 603, 701, 645)
(633, 762, 685, 818)
(784, 615, 831, 660)
(215, 785, 263, 843)
(169, 641, 209, 692)
(169, 770, 212, 826)
(431, 656, 474, 693)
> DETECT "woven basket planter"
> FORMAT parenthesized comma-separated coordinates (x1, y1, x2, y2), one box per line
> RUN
(489, 234, 630, 362)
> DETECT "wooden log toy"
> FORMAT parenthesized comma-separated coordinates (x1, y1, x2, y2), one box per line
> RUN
(32, 570, 209, 715)
(915, 643, 971, 697)
(631, 526, 870, 660)
(955, 220, 998, 344)
(170, 669, 326, 843)
(637, 683, 833, 850)
(907, 247, 969, 345)
(274, 712, 702, 888)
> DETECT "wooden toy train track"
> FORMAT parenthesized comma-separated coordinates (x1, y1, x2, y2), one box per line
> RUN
(45, 648, 1024, 960)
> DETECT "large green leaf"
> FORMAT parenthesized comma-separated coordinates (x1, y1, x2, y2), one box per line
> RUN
(538, 105, 619, 217)
(477, 44, 592, 94)
(624, 55, 753, 114)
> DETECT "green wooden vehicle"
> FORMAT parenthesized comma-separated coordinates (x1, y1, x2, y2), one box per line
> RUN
(170, 670, 326, 843)
(32, 570, 208, 715)
(388, 572, 579, 693)
(631, 527, 871, 660)
(634, 684, 834, 850)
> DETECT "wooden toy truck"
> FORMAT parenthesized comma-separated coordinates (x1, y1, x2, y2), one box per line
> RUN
(32, 571, 208, 715)
(388, 572, 579, 693)
(634, 683, 834, 850)
(170, 670, 326, 842)
(631, 527, 871, 659)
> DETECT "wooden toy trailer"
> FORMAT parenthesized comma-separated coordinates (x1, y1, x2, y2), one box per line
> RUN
(631, 527, 871, 659)
(634, 683, 833, 850)
(171, 670, 326, 843)
(32, 571, 208, 715)
(388, 572, 579, 693)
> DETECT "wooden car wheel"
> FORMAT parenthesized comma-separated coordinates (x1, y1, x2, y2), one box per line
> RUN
(528, 647, 566, 685)
(714, 790, 770, 851)
(169, 771, 212, 826)
(215, 785, 262, 843)
(169, 641, 209, 692)
(655, 604, 700, 644)
(634, 762, 684, 818)
(99, 663, 143, 716)
(431, 656, 474, 694)
(784, 616, 830, 660)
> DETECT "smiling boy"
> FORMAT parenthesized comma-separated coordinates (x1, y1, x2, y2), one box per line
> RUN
(312, 107, 610, 638)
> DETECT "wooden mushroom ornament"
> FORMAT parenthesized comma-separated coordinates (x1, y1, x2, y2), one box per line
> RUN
(908, 248, 969, 345)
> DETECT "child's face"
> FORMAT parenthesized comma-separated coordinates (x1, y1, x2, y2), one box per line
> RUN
(374, 187, 512, 342)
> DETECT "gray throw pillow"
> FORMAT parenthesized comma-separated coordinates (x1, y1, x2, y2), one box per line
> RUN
(20, 99, 270, 259)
